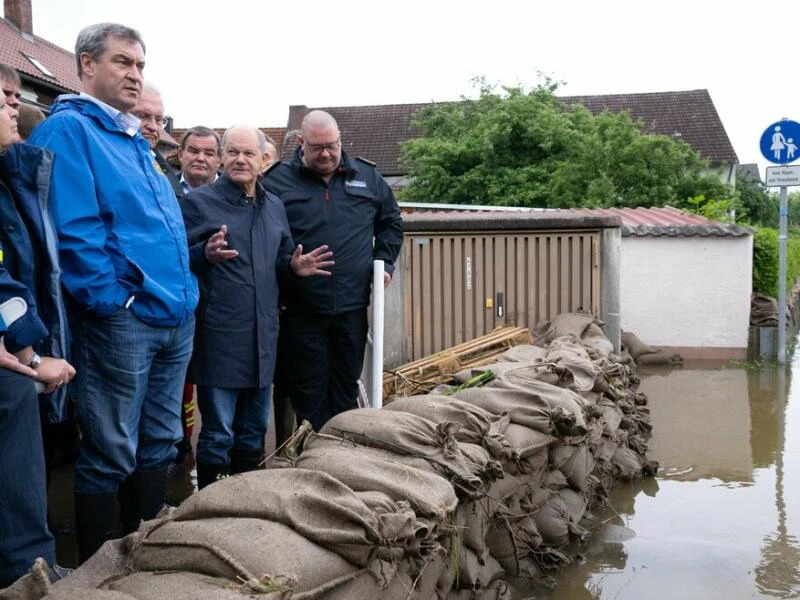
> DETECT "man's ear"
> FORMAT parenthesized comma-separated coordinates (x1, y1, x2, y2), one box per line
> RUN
(79, 52, 95, 78)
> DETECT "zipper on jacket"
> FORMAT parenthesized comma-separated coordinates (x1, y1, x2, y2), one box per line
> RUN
(325, 190, 330, 202)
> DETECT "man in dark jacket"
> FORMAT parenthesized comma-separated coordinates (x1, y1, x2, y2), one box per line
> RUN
(181, 125, 332, 489)
(261, 110, 403, 432)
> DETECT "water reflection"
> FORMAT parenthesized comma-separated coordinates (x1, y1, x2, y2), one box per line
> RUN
(531, 355, 800, 599)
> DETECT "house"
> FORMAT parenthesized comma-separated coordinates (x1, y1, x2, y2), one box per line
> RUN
(282, 89, 740, 190)
(0, 0, 80, 109)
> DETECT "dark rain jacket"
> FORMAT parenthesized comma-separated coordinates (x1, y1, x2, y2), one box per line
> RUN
(261, 149, 403, 315)
(181, 175, 295, 388)
(0, 143, 70, 423)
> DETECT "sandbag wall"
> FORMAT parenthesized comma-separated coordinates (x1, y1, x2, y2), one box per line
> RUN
(26, 313, 656, 600)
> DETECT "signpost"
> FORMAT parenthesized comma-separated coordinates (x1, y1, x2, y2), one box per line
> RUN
(761, 119, 800, 365)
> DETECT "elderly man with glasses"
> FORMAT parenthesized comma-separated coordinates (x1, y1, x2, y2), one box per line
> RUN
(132, 83, 182, 198)
(261, 110, 403, 433)
(29, 23, 198, 563)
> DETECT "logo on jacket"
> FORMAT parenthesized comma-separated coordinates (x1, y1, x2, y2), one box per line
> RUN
(345, 180, 368, 188)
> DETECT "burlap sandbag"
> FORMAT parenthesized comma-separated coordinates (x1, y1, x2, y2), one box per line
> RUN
(454, 549, 505, 591)
(446, 578, 512, 600)
(453, 361, 559, 389)
(549, 442, 595, 493)
(620, 331, 657, 361)
(636, 351, 683, 365)
(383, 396, 514, 460)
(543, 335, 597, 392)
(611, 445, 644, 480)
(502, 423, 555, 459)
(581, 323, 614, 358)
(43, 590, 137, 600)
(130, 517, 363, 597)
(321, 409, 482, 492)
(533, 312, 597, 346)
(106, 571, 292, 600)
(455, 384, 587, 437)
(172, 468, 415, 566)
(295, 442, 458, 520)
(497, 344, 548, 363)
(485, 515, 542, 576)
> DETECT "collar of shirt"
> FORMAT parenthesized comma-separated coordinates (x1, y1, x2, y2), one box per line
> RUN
(180, 172, 218, 194)
(79, 92, 140, 136)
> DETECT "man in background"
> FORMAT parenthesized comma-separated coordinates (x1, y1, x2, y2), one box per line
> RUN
(178, 125, 221, 194)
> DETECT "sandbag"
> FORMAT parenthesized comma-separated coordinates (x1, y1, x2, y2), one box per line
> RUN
(497, 344, 548, 363)
(295, 442, 458, 520)
(106, 571, 291, 600)
(502, 423, 555, 458)
(544, 335, 597, 392)
(321, 409, 482, 492)
(383, 396, 514, 460)
(533, 312, 597, 346)
(549, 443, 595, 492)
(130, 517, 363, 596)
(456, 384, 587, 437)
(172, 468, 416, 566)
(620, 331, 657, 361)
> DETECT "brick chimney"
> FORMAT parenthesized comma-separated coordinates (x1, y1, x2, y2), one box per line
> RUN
(4, 0, 33, 35)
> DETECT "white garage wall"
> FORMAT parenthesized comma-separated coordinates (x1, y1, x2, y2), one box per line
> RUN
(619, 235, 752, 354)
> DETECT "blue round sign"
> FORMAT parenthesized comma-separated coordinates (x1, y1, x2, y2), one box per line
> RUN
(760, 119, 800, 164)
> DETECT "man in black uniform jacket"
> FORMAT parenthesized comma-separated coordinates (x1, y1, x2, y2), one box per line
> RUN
(262, 110, 403, 432)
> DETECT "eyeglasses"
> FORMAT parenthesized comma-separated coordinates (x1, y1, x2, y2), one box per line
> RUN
(304, 137, 341, 153)
(133, 111, 167, 128)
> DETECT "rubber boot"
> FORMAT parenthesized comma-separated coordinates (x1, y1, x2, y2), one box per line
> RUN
(196, 461, 230, 490)
(230, 447, 264, 475)
(74, 492, 119, 564)
(117, 476, 138, 535)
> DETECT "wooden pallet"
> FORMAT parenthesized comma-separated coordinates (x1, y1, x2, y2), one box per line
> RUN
(383, 325, 533, 399)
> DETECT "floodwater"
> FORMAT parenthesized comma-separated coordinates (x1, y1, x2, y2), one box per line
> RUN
(519, 349, 800, 599)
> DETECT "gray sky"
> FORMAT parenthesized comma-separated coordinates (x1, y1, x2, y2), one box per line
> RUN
(19, 0, 800, 178)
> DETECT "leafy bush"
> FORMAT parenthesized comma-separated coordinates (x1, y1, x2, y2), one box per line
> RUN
(752, 227, 800, 298)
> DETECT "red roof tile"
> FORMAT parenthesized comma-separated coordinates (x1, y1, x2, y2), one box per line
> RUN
(570, 206, 751, 237)
(0, 17, 80, 93)
(171, 127, 286, 155)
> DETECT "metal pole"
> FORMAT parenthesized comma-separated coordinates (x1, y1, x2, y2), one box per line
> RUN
(370, 260, 385, 408)
(778, 186, 788, 364)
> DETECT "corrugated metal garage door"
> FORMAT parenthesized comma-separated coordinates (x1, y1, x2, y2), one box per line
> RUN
(403, 230, 601, 360)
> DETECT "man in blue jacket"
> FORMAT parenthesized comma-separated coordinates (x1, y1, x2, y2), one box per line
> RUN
(261, 110, 403, 432)
(28, 23, 198, 563)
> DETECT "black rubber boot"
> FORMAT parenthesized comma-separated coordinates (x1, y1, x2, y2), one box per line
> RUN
(229, 447, 264, 475)
(117, 476, 138, 535)
(117, 469, 168, 534)
(196, 461, 230, 490)
(74, 492, 119, 564)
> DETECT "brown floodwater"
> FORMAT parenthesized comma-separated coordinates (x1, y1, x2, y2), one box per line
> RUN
(517, 356, 800, 599)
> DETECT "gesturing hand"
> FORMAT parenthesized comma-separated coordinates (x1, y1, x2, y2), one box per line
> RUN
(290, 244, 334, 277)
(205, 225, 239, 264)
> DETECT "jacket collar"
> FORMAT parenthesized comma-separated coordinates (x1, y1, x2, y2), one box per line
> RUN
(291, 146, 359, 182)
(216, 173, 265, 205)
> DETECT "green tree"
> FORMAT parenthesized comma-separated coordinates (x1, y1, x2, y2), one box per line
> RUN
(400, 79, 735, 209)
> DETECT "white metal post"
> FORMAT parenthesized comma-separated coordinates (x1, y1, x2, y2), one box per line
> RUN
(371, 260, 385, 408)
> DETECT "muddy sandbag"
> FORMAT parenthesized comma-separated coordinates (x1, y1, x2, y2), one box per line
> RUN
(636, 351, 683, 365)
(459, 442, 504, 485)
(497, 344, 548, 363)
(598, 402, 623, 436)
(544, 336, 596, 392)
(313, 562, 416, 600)
(533, 312, 596, 347)
(43, 590, 137, 600)
(106, 571, 292, 600)
(321, 409, 482, 492)
(446, 578, 512, 600)
(611, 445, 645, 480)
(505, 447, 548, 487)
(620, 331, 657, 361)
(581, 323, 614, 358)
(172, 469, 415, 566)
(296, 442, 458, 520)
(549, 443, 595, 493)
(454, 549, 505, 591)
(131, 517, 366, 597)
(383, 396, 514, 460)
(531, 494, 582, 547)
(456, 384, 587, 437)
(750, 292, 778, 326)
(503, 423, 556, 458)
(454, 360, 559, 389)
(486, 515, 542, 576)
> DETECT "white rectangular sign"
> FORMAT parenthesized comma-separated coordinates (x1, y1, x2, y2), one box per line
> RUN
(766, 165, 800, 187)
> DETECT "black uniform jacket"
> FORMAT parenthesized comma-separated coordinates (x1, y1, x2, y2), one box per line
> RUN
(181, 174, 294, 388)
(261, 149, 403, 315)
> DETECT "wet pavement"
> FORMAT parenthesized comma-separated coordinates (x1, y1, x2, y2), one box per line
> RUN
(520, 353, 800, 599)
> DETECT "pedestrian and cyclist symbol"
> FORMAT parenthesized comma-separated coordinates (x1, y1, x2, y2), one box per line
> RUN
(761, 120, 800, 164)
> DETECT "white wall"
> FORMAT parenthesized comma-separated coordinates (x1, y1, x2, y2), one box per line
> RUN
(620, 235, 752, 350)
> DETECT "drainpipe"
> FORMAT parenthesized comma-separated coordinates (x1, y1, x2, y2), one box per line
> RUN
(370, 260, 385, 408)
(601, 227, 622, 353)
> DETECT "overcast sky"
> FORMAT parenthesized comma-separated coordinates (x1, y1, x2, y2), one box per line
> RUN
(17, 0, 800, 178)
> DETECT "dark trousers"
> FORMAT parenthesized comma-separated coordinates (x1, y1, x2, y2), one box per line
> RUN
(0, 369, 54, 585)
(280, 308, 368, 432)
